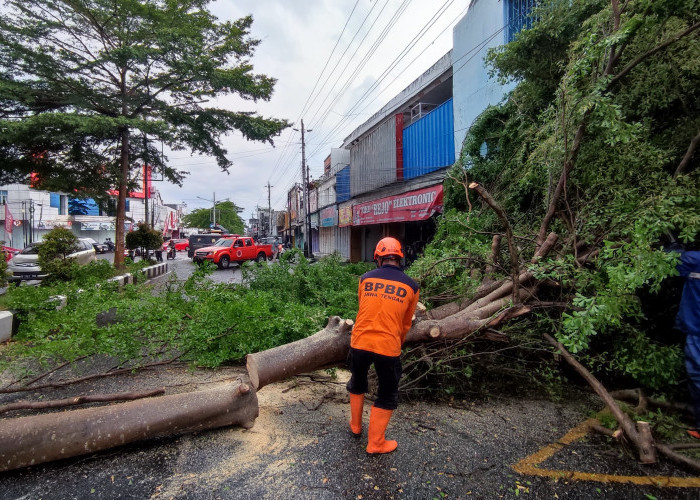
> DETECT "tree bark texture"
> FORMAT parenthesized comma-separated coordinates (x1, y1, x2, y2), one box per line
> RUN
(247, 316, 354, 390)
(0, 381, 257, 473)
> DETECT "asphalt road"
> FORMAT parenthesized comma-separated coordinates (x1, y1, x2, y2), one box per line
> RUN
(2, 364, 700, 499)
(98, 250, 244, 285)
(3, 256, 699, 498)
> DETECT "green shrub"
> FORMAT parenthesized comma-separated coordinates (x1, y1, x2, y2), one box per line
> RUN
(37, 227, 79, 283)
(0, 251, 368, 375)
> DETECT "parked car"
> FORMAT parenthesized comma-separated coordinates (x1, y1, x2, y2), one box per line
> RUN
(192, 236, 273, 268)
(162, 238, 189, 252)
(188, 234, 237, 258)
(7, 238, 97, 282)
(84, 237, 109, 254)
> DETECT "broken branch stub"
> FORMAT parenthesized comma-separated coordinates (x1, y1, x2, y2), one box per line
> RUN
(0, 381, 257, 473)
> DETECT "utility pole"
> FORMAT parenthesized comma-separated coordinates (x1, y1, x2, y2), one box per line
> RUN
(265, 181, 273, 237)
(197, 193, 227, 231)
(294, 119, 313, 258)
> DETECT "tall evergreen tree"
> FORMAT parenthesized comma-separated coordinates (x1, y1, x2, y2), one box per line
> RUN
(0, 0, 289, 266)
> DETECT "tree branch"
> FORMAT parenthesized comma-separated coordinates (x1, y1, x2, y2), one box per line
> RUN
(0, 388, 165, 415)
(607, 21, 700, 90)
(0, 355, 184, 395)
(674, 128, 700, 178)
(469, 182, 520, 303)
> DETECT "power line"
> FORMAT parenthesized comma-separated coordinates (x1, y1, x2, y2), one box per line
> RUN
(308, 0, 456, 159)
(308, 17, 504, 165)
(296, 0, 362, 120)
(305, 0, 414, 133)
(263, 0, 363, 199)
(302, 0, 387, 125)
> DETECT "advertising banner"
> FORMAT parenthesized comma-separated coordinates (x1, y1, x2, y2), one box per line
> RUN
(320, 206, 337, 227)
(4, 204, 13, 234)
(309, 190, 318, 213)
(352, 184, 443, 226)
(79, 221, 114, 231)
(338, 205, 353, 227)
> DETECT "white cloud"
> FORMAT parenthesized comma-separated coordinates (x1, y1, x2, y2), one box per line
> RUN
(157, 0, 469, 217)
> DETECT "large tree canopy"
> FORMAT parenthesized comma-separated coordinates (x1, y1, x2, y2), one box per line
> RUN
(411, 0, 700, 394)
(0, 0, 290, 266)
(182, 200, 244, 235)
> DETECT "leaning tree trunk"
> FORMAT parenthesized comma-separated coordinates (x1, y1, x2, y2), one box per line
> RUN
(0, 381, 257, 473)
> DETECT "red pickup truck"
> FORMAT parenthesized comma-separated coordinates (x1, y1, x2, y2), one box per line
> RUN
(192, 236, 273, 268)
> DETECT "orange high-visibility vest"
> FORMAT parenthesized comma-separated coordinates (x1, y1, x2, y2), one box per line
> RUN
(351, 265, 420, 357)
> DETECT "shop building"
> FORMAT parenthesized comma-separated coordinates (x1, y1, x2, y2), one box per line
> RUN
(341, 51, 454, 262)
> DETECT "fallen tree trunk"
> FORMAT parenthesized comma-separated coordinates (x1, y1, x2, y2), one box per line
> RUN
(247, 290, 536, 392)
(246, 316, 354, 390)
(0, 381, 257, 473)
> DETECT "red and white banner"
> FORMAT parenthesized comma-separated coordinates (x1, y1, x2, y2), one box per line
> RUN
(352, 184, 443, 226)
(4, 204, 14, 234)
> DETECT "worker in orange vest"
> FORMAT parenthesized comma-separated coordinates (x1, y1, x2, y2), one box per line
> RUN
(347, 237, 420, 454)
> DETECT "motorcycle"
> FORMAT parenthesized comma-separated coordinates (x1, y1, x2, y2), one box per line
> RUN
(166, 246, 176, 260)
(103, 238, 115, 252)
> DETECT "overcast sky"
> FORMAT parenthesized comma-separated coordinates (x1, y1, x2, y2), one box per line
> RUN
(157, 0, 470, 221)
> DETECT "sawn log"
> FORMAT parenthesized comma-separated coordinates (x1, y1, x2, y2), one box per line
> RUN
(0, 381, 257, 473)
(247, 316, 354, 390)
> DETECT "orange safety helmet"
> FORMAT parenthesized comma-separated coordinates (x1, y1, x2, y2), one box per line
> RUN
(374, 237, 404, 261)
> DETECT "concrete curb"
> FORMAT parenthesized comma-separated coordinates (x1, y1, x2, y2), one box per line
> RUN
(0, 310, 19, 343)
(139, 263, 168, 282)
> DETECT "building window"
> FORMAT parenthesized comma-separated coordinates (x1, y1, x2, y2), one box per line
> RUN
(505, 0, 538, 43)
(0, 190, 7, 205)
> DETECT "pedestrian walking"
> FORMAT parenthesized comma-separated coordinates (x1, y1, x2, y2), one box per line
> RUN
(272, 238, 279, 261)
(346, 237, 420, 454)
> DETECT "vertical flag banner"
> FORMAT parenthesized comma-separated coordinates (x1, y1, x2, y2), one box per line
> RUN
(4, 204, 14, 244)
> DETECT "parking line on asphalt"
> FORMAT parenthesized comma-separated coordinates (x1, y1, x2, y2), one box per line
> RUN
(512, 418, 700, 487)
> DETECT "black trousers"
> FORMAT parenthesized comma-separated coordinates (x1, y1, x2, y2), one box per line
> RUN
(346, 347, 402, 410)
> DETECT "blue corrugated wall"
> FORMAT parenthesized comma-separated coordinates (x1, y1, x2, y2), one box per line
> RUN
(336, 165, 351, 202)
(402, 98, 455, 180)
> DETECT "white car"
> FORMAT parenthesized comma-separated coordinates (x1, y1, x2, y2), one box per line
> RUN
(7, 238, 97, 282)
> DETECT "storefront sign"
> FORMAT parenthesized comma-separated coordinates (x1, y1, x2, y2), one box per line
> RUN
(310, 212, 319, 230)
(320, 206, 337, 227)
(80, 221, 115, 231)
(338, 205, 353, 227)
(352, 184, 443, 226)
(36, 220, 72, 230)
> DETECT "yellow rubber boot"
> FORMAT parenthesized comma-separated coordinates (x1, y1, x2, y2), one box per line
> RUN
(366, 406, 397, 454)
(349, 393, 364, 437)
